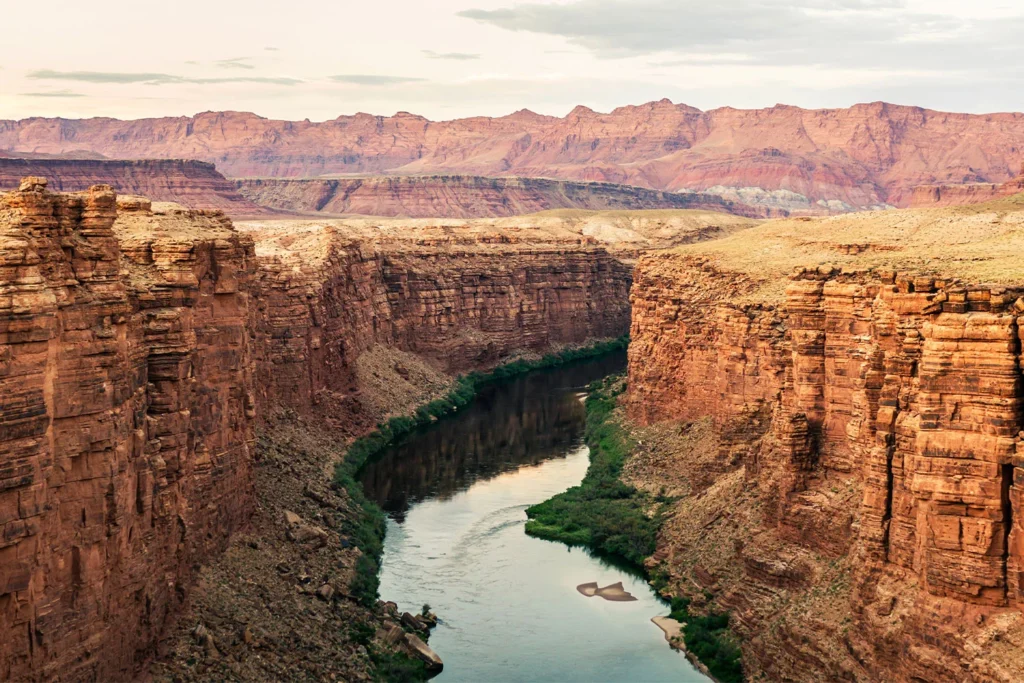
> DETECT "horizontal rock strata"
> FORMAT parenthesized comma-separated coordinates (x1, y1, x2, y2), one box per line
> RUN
(0, 179, 257, 680)
(4, 101, 1024, 209)
(910, 166, 1024, 207)
(234, 175, 769, 218)
(245, 222, 632, 418)
(628, 246, 1024, 679)
(0, 179, 638, 679)
(0, 158, 268, 216)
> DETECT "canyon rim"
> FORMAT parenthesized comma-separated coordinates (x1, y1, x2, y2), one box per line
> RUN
(4, 1, 1024, 681)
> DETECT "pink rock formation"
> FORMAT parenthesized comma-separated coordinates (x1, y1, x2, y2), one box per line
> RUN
(910, 165, 1024, 207)
(3, 101, 1024, 209)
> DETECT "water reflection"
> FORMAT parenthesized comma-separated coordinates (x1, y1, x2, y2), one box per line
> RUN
(359, 352, 626, 521)
(357, 351, 708, 682)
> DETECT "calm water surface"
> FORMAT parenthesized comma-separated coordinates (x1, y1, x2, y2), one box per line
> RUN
(359, 353, 709, 682)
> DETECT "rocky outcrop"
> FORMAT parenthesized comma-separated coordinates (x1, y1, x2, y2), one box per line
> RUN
(4, 101, 1024, 210)
(626, 206, 1024, 680)
(244, 221, 632, 422)
(0, 179, 256, 680)
(910, 165, 1024, 207)
(234, 175, 770, 218)
(0, 158, 269, 216)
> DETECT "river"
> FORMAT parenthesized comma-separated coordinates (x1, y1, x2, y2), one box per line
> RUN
(358, 352, 709, 682)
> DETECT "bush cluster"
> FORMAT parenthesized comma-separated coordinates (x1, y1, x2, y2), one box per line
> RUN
(669, 597, 744, 683)
(524, 376, 658, 566)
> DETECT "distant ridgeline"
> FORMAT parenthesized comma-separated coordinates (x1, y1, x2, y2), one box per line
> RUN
(233, 175, 773, 219)
(0, 157, 269, 216)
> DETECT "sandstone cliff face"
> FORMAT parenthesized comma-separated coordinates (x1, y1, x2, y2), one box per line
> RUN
(234, 175, 769, 218)
(4, 101, 1023, 210)
(0, 158, 268, 217)
(0, 180, 256, 680)
(910, 166, 1024, 208)
(627, 207, 1024, 680)
(243, 221, 632, 422)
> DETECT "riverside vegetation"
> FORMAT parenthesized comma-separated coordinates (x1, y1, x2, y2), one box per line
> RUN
(526, 376, 745, 682)
(333, 338, 631, 609)
(524, 377, 659, 564)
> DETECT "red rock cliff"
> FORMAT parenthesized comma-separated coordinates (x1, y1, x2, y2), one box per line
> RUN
(626, 205, 1024, 680)
(0, 179, 256, 680)
(244, 221, 632, 419)
(4, 101, 1024, 209)
(910, 165, 1024, 208)
(0, 158, 268, 217)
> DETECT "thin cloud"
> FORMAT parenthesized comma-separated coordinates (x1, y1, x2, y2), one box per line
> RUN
(265, 47, 279, 51)
(27, 69, 301, 85)
(422, 49, 480, 61)
(28, 69, 176, 84)
(20, 90, 86, 98)
(330, 74, 426, 85)
(214, 57, 256, 70)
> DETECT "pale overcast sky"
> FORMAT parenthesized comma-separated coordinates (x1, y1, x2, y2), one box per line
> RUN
(1, 0, 1021, 121)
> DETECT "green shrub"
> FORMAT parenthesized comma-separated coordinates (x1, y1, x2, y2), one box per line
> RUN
(369, 647, 429, 682)
(669, 597, 744, 683)
(524, 376, 658, 567)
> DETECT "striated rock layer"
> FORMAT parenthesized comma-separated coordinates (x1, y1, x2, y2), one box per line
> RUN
(627, 202, 1024, 681)
(910, 165, 1024, 208)
(4, 100, 1024, 210)
(234, 174, 770, 218)
(0, 158, 268, 217)
(0, 179, 257, 680)
(243, 219, 632, 421)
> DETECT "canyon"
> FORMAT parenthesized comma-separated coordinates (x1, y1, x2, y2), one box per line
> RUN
(5, 163, 1024, 681)
(0, 178, 639, 680)
(626, 197, 1024, 681)
(241, 216, 632, 427)
(3, 101, 1024, 212)
(0, 157, 268, 216)
(233, 175, 769, 218)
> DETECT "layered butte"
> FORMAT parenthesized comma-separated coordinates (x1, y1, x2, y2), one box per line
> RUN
(626, 198, 1024, 680)
(0, 158, 268, 216)
(911, 166, 1024, 208)
(4, 100, 1024, 211)
(234, 175, 769, 218)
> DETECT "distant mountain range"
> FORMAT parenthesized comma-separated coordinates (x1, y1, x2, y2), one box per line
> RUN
(3, 100, 1023, 211)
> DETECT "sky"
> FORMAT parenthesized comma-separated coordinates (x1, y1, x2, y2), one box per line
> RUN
(1, 0, 1022, 122)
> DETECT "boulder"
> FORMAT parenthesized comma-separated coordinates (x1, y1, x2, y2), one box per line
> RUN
(404, 633, 443, 673)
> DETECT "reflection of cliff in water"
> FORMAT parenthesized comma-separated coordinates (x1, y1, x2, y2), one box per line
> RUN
(358, 351, 626, 521)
